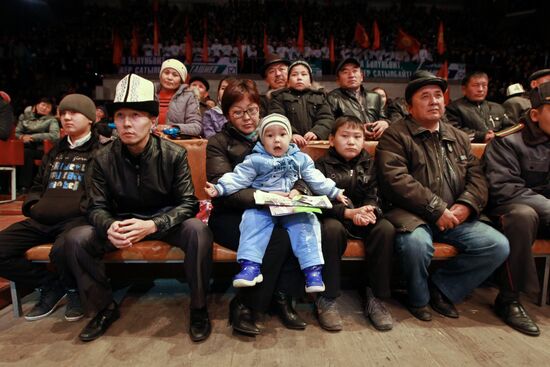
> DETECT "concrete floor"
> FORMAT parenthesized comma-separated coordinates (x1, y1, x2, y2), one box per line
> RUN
(1, 280, 550, 367)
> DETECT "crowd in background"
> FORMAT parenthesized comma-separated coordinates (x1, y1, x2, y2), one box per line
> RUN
(0, 0, 547, 115)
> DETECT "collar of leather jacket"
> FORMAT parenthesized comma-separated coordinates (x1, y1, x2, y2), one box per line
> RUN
(325, 146, 370, 166)
(340, 85, 366, 100)
(522, 115, 550, 146)
(120, 133, 155, 161)
(405, 117, 457, 143)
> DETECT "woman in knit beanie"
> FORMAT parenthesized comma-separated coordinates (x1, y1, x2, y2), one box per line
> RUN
(155, 58, 202, 137)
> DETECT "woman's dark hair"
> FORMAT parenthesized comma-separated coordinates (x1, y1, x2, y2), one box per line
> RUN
(331, 115, 365, 137)
(36, 97, 53, 106)
(221, 79, 260, 117)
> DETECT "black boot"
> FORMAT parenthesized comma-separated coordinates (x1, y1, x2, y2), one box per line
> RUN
(272, 291, 306, 330)
(228, 296, 260, 335)
(189, 307, 211, 342)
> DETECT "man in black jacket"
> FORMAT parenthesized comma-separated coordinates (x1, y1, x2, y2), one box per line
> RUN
(0, 93, 99, 322)
(259, 54, 290, 117)
(327, 57, 389, 140)
(446, 71, 515, 143)
(64, 74, 213, 343)
(484, 81, 550, 336)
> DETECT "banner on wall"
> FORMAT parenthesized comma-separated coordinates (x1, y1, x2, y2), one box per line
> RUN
(117, 56, 238, 75)
(361, 60, 466, 80)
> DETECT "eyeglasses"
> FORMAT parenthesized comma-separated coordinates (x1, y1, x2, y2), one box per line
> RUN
(231, 106, 260, 119)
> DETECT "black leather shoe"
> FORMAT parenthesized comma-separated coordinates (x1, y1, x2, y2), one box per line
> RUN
(272, 291, 306, 330)
(495, 296, 540, 336)
(189, 307, 211, 342)
(429, 283, 459, 318)
(79, 303, 120, 342)
(228, 296, 260, 335)
(407, 305, 432, 321)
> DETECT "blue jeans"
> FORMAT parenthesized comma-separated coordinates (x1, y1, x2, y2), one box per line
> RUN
(394, 220, 509, 307)
(237, 208, 323, 270)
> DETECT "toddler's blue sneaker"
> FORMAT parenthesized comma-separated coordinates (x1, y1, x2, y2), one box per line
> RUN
(233, 260, 263, 288)
(303, 265, 325, 293)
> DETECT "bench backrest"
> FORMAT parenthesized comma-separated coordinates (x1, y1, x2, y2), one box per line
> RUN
(175, 139, 487, 201)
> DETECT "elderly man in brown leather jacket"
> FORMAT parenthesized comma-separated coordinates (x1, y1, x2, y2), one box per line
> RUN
(63, 74, 213, 343)
(327, 57, 389, 140)
(376, 72, 509, 322)
(484, 81, 550, 337)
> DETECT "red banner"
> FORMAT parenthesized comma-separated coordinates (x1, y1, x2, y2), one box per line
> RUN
(396, 28, 420, 56)
(297, 16, 304, 53)
(372, 21, 380, 50)
(202, 18, 209, 62)
(437, 21, 446, 55)
(437, 60, 450, 105)
(354, 23, 370, 49)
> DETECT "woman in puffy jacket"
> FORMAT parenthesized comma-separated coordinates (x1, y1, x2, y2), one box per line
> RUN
(155, 58, 202, 137)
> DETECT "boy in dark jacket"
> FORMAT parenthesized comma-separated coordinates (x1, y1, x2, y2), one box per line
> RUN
(315, 116, 395, 331)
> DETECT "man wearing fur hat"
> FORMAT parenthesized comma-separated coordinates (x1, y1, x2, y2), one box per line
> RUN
(64, 74, 213, 342)
(0, 93, 100, 322)
(327, 57, 389, 140)
(483, 82, 550, 336)
(376, 72, 510, 322)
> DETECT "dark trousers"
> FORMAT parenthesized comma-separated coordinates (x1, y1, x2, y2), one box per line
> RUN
(491, 203, 549, 298)
(346, 218, 395, 299)
(0, 216, 87, 289)
(64, 218, 213, 313)
(18, 145, 43, 189)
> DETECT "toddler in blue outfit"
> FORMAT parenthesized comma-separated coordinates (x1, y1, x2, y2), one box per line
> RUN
(205, 113, 347, 292)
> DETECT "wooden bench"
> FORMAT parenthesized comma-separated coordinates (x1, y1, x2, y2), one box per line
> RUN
(7, 139, 550, 316)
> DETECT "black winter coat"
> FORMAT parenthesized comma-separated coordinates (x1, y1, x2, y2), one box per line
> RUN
(327, 86, 388, 124)
(268, 87, 334, 139)
(88, 135, 198, 238)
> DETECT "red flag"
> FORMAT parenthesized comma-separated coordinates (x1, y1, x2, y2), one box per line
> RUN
(297, 16, 304, 53)
(202, 18, 209, 62)
(130, 26, 139, 58)
(329, 34, 335, 66)
(354, 23, 370, 49)
(437, 21, 446, 55)
(185, 29, 193, 65)
(437, 61, 450, 105)
(263, 28, 269, 56)
(372, 21, 380, 50)
(153, 15, 159, 56)
(236, 38, 244, 69)
(112, 30, 123, 66)
(396, 28, 420, 56)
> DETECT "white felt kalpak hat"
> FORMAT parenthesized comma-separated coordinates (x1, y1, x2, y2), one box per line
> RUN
(109, 73, 159, 116)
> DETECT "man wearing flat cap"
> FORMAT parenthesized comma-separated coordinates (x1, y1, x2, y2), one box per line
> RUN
(64, 74, 213, 342)
(327, 57, 389, 140)
(259, 54, 290, 117)
(376, 72, 509, 322)
(0, 93, 100, 322)
(484, 82, 550, 336)
(528, 69, 550, 89)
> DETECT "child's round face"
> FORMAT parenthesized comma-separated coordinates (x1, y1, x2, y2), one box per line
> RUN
(288, 65, 312, 91)
(262, 125, 291, 157)
(329, 123, 365, 161)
